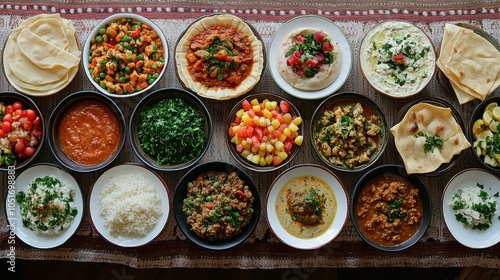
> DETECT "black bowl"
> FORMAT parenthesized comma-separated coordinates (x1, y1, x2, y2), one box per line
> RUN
(468, 96, 500, 174)
(48, 91, 126, 172)
(310, 92, 388, 172)
(0, 91, 45, 171)
(129, 87, 212, 172)
(173, 161, 261, 250)
(351, 164, 431, 251)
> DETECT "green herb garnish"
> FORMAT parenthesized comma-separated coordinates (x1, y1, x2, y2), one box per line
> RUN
(414, 131, 443, 153)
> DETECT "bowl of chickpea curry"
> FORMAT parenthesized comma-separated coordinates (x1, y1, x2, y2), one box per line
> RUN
(351, 164, 431, 251)
(83, 13, 168, 97)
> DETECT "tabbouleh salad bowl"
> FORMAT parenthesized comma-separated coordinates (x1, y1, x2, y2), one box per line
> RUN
(129, 87, 212, 172)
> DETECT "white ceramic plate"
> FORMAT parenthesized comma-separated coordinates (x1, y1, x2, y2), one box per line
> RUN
(88, 164, 170, 247)
(442, 168, 500, 249)
(268, 15, 352, 100)
(6, 164, 84, 249)
(266, 164, 349, 249)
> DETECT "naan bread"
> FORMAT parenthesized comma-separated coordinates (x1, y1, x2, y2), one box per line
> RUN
(437, 24, 500, 104)
(277, 28, 341, 91)
(175, 14, 264, 100)
(3, 13, 81, 96)
(391, 103, 471, 174)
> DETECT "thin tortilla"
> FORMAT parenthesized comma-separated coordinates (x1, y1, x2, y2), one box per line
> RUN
(175, 14, 264, 100)
(391, 103, 471, 174)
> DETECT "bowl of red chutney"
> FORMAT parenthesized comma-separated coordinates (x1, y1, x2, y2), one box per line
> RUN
(48, 91, 126, 172)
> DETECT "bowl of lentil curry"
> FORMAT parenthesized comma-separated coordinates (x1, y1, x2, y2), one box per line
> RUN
(310, 92, 388, 172)
(351, 164, 431, 251)
(129, 87, 212, 172)
(47, 91, 126, 172)
(173, 161, 260, 250)
(83, 13, 167, 98)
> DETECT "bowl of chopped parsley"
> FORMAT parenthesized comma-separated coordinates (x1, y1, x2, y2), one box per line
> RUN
(129, 87, 212, 171)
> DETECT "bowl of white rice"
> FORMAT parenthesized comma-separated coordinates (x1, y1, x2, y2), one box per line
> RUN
(88, 163, 170, 247)
(442, 168, 500, 248)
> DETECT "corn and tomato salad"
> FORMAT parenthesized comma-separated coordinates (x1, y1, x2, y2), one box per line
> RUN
(228, 98, 303, 166)
(87, 18, 165, 94)
(0, 101, 42, 166)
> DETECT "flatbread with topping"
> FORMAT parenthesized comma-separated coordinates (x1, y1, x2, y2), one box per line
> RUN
(437, 23, 500, 104)
(391, 103, 471, 174)
(175, 14, 264, 100)
(3, 13, 81, 96)
(277, 27, 341, 91)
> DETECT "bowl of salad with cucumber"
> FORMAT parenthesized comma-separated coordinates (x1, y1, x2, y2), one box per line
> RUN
(129, 87, 212, 171)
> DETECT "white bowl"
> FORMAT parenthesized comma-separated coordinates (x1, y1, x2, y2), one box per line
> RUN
(88, 164, 170, 247)
(266, 164, 349, 249)
(442, 168, 500, 249)
(6, 164, 84, 249)
(83, 13, 168, 98)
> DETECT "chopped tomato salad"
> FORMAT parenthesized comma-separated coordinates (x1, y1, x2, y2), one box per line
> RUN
(0, 101, 42, 166)
(228, 98, 303, 166)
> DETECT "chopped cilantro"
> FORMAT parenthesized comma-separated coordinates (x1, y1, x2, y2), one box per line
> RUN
(414, 131, 443, 153)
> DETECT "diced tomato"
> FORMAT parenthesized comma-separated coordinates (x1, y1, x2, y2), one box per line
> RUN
(276, 114, 285, 124)
(12, 101, 22, 111)
(292, 50, 302, 58)
(130, 26, 141, 38)
(286, 55, 301, 67)
(295, 65, 304, 76)
(15, 140, 25, 153)
(251, 135, 260, 149)
(205, 203, 214, 210)
(315, 53, 326, 62)
(32, 129, 42, 138)
(306, 57, 318, 68)
(279, 101, 290, 114)
(273, 129, 282, 139)
(236, 189, 244, 197)
(228, 127, 235, 137)
(294, 33, 305, 44)
(283, 141, 294, 153)
(272, 156, 283, 166)
(247, 109, 256, 118)
(241, 99, 252, 111)
(0, 129, 4, 138)
(5, 105, 13, 115)
(254, 127, 263, 140)
(13, 109, 23, 119)
(24, 109, 36, 121)
(392, 53, 405, 64)
(24, 146, 35, 157)
(314, 30, 325, 42)
(322, 42, 334, 51)
(236, 144, 244, 153)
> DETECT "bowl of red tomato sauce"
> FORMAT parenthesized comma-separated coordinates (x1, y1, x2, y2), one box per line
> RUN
(226, 93, 304, 172)
(0, 91, 44, 171)
(47, 91, 126, 172)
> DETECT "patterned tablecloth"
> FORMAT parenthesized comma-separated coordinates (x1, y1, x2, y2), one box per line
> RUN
(1, 0, 500, 269)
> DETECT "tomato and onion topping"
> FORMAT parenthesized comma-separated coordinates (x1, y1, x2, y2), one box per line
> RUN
(228, 98, 303, 167)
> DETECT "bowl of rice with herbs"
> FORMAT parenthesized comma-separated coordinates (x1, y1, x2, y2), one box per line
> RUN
(442, 168, 500, 248)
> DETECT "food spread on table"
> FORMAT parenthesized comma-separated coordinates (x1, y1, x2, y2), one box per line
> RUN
(437, 23, 500, 104)
(391, 103, 471, 174)
(3, 11, 500, 250)
(277, 28, 341, 90)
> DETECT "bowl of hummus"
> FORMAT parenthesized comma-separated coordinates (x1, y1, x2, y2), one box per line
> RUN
(359, 21, 436, 98)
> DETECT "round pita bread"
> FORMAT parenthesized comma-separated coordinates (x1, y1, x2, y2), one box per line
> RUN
(277, 27, 341, 91)
(175, 14, 264, 100)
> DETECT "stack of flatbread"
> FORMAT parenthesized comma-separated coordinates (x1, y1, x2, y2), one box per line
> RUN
(391, 103, 471, 174)
(3, 14, 81, 96)
(437, 23, 500, 104)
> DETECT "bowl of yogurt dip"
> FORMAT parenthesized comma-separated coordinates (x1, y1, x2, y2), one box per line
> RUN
(359, 21, 436, 98)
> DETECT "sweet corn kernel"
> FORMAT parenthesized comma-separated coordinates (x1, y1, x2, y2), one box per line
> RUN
(241, 113, 250, 124)
(278, 151, 288, 160)
(236, 108, 245, 118)
(279, 134, 287, 142)
(269, 101, 278, 109)
(241, 149, 250, 158)
(252, 104, 261, 112)
(250, 98, 259, 106)
(259, 142, 267, 151)
(265, 154, 273, 164)
(272, 119, 280, 128)
(275, 141, 284, 151)
(242, 140, 251, 150)
(283, 127, 291, 137)
(263, 108, 272, 118)
(251, 154, 260, 164)
(283, 113, 292, 123)
(232, 125, 241, 133)
(292, 116, 303, 125)
(294, 135, 304, 146)
(289, 123, 299, 132)
(259, 157, 267, 166)
(266, 143, 274, 152)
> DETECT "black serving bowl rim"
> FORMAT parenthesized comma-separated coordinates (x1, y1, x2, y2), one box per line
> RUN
(0, 91, 45, 171)
(172, 160, 261, 250)
(393, 96, 466, 176)
(310, 91, 388, 172)
(350, 164, 432, 251)
(129, 87, 212, 172)
(467, 96, 500, 174)
(47, 90, 126, 173)
(225, 93, 303, 172)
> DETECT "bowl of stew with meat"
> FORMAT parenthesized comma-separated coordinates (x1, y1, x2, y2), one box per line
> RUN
(172, 161, 261, 250)
(351, 164, 431, 251)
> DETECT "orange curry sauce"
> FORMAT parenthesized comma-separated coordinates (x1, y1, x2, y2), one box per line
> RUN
(58, 101, 120, 165)
(186, 25, 253, 89)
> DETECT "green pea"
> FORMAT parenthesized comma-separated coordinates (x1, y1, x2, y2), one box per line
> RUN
(187, 182, 194, 188)
(153, 45, 158, 51)
(99, 60, 107, 67)
(152, 73, 159, 79)
(93, 77, 101, 83)
(138, 53, 144, 60)
(96, 36, 103, 44)
(119, 77, 126, 83)
(148, 78, 155, 85)
(99, 72, 106, 79)
(99, 28, 106, 35)
(152, 63, 158, 70)
(151, 53, 158, 59)
(127, 55, 133, 62)
(127, 18, 133, 23)
(88, 55, 93, 63)
(99, 81, 107, 89)
(125, 66, 131, 73)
